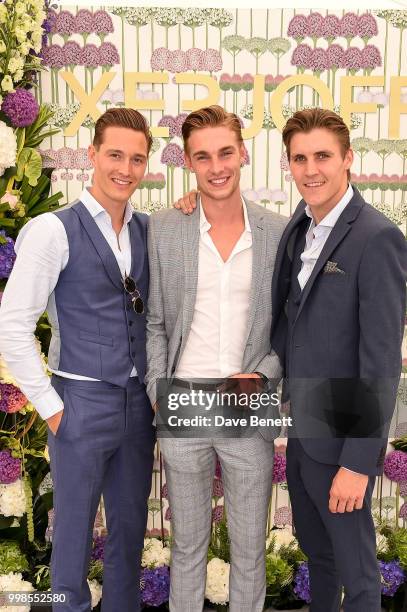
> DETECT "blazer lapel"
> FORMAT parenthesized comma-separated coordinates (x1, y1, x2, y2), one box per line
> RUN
(73, 201, 123, 290)
(129, 214, 145, 283)
(295, 190, 364, 323)
(245, 200, 266, 342)
(180, 200, 200, 341)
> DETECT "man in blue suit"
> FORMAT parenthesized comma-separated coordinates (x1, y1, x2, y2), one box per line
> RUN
(270, 108, 406, 611)
(0, 108, 156, 611)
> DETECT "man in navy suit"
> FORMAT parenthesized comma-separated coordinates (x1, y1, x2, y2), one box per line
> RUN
(270, 108, 406, 611)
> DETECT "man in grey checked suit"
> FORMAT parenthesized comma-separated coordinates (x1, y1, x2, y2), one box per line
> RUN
(146, 105, 286, 612)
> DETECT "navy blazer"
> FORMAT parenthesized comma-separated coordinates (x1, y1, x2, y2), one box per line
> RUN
(271, 187, 407, 475)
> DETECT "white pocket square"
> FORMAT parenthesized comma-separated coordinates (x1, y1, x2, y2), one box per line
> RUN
(323, 261, 345, 274)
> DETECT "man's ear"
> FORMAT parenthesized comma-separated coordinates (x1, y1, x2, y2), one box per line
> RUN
(344, 147, 354, 170)
(88, 144, 96, 167)
(185, 153, 194, 173)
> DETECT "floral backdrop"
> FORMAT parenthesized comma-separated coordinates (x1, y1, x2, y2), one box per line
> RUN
(0, 2, 406, 610)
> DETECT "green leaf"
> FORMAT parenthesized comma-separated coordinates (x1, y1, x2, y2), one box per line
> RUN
(15, 128, 26, 157)
(16, 148, 42, 187)
(27, 191, 64, 217)
(0, 218, 16, 228)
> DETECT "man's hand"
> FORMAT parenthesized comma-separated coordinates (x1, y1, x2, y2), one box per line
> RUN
(46, 409, 64, 435)
(174, 190, 199, 214)
(329, 467, 369, 513)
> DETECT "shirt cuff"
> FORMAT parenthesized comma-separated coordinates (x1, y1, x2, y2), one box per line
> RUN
(32, 386, 64, 420)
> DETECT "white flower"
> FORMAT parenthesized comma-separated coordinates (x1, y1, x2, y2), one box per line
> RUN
(15, 2, 25, 15)
(0, 192, 19, 210)
(8, 56, 24, 75)
(205, 558, 230, 605)
(267, 527, 295, 550)
(1, 76, 14, 93)
(87, 579, 102, 609)
(0, 572, 34, 612)
(0, 121, 17, 177)
(0, 354, 17, 385)
(142, 538, 171, 568)
(0, 41, 6, 54)
(0, 479, 27, 517)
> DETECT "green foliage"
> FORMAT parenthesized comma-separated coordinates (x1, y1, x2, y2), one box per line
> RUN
(0, 540, 29, 573)
(88, 559, 104, 583)
(208, 516, 230, 563)
(378, 523, 407, 570)
(391, 436, 407, 452)
(265, 553, 293, 596)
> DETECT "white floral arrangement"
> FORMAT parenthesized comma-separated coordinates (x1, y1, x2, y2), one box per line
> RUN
(0, 121, 17, 177)
(142, 538, 171, 568)
(87, 579, 102, 609)
(0, 480, 27, 517)
(0, 572, 34, 612)
(266, 527, 296, 550)
(0, 0, 45, 101)
(205, 558, 230, 605)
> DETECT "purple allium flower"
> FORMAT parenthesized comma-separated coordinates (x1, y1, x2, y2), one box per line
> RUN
(150, 47, 171, 71)
(167, 50, 188, 73)
(326, 44, 345, 69)
(340, 12, 359, 40)
(0, 382, 27, 413)
(272, 453, 287, 484)
(0, 232, 16, 280)
(340, 47, 363, 72)
(161, 483, 168, 499)
(307, 12, 324, 39)
(357, 13, 378, 40)
(56, 147, 74, 169)
(161, 143, 184, 167)
(186, 48, 204, 71)
(46, 9, 58, 35)
(280, 151, 289, 171)
(361, 45, 382, 71)
(80, 44, 100, 68)
(93, 10, 114, 37)
(0, 450, 21, 484)
(72, 148, 92, 170)
(174, 113, 188, 138)
(274, 505, 292, 527)
(140, 566, 170, 607)
(202, 49, 223, 72)
(164, 506, 171, 521)
(60, 172, 74, 181)
(1, 89, 39, 127)
(287, 15, 309, 41)
(55, 10, 75, 37)
(399, 501, 407, 519)
(91, 534, 106, 561)
(76, 172, 89, 182)
(62, 41, 81, 66)
(42, 44, 65, 69)
(321, 15, 341, 41)
(230, 74, 242, 92)
(158, 115, 177, 138)
(73, 9, 93, 35)
(212, 478, 224, 498)
(384, 450, 407, 483)
(399, 481, 407, 497)
(99, 42, 120, 67)
(294, 562, 311, 603)
(291, 44, 313, 70)
(215, 458, 222, 479)
(212, 505, 224, 523)
(379, 560, 405, 596)
(309, 48, 328, 73)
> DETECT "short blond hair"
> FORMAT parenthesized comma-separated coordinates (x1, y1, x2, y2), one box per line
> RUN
(182, 105, 243, 152)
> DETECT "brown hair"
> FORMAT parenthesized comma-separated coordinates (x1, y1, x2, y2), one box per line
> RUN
(282, 108, 351, 178)
(182, 105, 243, 152)
(93, 108, 153, 154)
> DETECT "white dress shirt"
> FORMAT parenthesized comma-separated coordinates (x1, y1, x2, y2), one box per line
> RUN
(298, 184, 354, 290)
(0, 188, 136, 420)
(176, 199, 252, 379)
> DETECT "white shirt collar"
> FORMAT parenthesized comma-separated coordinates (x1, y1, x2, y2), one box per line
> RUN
(305, 183, 354, 229)
(199, 195, 252, 236)
(80, 188, 134, 226)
